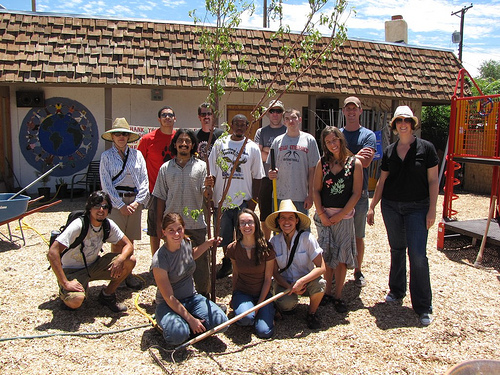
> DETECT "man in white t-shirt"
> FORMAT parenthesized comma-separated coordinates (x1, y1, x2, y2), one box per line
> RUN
(207, 114, 265, 279)
(47, 191, 136, 312)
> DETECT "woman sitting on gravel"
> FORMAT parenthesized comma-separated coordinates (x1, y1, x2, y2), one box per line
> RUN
(267, 200, 326, 329)
(152, 212, 228, 346)
(227, 209, 276, 339)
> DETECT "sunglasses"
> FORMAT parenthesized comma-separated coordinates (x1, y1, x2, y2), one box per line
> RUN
(112, 132, 130, 137)
(160, 112, 175, 118)
(395, 118, 413, 124)
(269, 108, 283, 114)
(200, 112, 213, 117)
(93, 204, 110, 210)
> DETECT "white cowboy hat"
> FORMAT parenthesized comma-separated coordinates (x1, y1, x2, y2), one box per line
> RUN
(390, 106, 419, 129)
(101, 118, 141, 143)
(265, 199, 311, 232)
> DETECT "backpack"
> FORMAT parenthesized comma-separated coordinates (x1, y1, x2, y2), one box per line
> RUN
(49, 210, 111, 275)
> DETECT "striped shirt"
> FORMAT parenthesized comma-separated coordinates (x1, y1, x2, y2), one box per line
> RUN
(152, 156, 207, 230)
(100, 144, 150, 209)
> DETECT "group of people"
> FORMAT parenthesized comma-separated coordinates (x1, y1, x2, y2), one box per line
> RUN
(47, 96, 439, 347)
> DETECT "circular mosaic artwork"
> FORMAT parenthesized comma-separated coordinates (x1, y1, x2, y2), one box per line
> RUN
(19, 97, 99, 178)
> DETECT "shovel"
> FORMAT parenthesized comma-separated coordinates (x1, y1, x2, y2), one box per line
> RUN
(8, 163, 63, 201)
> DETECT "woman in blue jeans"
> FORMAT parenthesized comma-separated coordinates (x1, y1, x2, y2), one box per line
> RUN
(367, 106, 439, 326)
(152, 212, 227, 346)
(227, 209, 276, 338)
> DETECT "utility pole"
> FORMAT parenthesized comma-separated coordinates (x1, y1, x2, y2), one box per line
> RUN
(32, 0, 36, 12)
(451, 3, 473, 62)
(263, 0, 267, 28)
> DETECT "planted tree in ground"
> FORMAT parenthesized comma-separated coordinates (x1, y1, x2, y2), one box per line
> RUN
(190, 0, 349, 299)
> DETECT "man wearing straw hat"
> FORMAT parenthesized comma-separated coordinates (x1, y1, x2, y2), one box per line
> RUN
(266, 200, 326, 329)
(100, 117, 149, 290)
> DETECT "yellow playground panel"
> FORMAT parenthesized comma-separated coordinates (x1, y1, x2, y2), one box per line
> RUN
(454, 97, 499, 158)
(439, 69, 500, 253)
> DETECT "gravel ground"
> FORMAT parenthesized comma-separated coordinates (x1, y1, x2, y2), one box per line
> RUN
(0, 191, 498, 375)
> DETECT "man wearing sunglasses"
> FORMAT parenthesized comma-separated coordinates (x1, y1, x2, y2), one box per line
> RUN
(194, 102, 224, 161)
(137, 106, 176, 255)
(48, 190, 136, 312)
(254, 99, 287, 239)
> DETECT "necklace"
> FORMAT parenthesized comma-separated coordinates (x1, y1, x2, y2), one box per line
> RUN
(91, 225, 102, 233)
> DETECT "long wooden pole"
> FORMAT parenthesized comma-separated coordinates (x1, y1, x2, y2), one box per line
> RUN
(474, 195, 497, 267)
(174, 289, 290, 351)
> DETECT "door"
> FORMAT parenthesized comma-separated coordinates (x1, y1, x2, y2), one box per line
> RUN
(226, 104, 262, 140)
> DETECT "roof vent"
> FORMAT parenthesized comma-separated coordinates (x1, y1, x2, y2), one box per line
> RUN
(385, 15, 408, 44)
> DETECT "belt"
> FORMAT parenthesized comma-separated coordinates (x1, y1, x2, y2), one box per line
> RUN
(118, 192, 137, 197)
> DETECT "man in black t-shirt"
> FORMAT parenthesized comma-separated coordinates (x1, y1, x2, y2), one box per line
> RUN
(194, 102, 224, 161)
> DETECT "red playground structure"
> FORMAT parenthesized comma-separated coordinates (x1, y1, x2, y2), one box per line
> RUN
(438, 69, 500, 257)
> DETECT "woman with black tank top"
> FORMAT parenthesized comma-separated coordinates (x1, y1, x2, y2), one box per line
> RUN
(313, 126, 363, 313)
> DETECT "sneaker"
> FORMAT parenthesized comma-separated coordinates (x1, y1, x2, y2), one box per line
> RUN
(385, 292, 403, 303)
(333, 298, 348, 313)
(98, 290, 127, 312)
(306, 313, 321, 329)
(216, 257, 232, 279)
(419, 313, 433, 326)
(125, 274, 143, 290)
(320, 294, 334, 306)
(354, 271, 367, 287)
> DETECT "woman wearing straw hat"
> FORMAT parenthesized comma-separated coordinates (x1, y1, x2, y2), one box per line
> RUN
(100, 118, 149, 290)
(266, 200, 326, 329)
(367, 106, 439, 326)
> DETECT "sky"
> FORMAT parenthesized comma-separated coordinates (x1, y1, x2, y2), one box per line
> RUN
(1, 0, 499, 77)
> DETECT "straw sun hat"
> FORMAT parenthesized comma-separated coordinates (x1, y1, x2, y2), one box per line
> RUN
(101, 118, 141, 143)
(265, 199, 311, 232)
(390, 105, 419, 129)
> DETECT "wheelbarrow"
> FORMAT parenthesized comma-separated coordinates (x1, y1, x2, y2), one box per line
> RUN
(0, 163, 62, 245)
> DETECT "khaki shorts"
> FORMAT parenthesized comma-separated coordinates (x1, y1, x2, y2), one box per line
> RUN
(273, 276, 326, 312)
(109, 196, 143, 241)
(59, 253, 119, 302)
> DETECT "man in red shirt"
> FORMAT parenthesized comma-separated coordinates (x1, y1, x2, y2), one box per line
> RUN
(137, 106, 176, 254)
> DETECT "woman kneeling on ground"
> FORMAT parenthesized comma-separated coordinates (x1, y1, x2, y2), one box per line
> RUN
(227, 209, 276, 338)
(152, 212, 228, 346)
(266, 200, 326, 329)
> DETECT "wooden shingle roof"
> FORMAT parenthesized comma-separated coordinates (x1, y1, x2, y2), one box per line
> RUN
(0, 11, 462, 103)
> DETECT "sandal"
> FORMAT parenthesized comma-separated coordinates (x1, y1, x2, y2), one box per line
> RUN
(320, 294, 335, 306)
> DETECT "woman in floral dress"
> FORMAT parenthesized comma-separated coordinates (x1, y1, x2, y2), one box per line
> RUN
(312, 126, 362, 313)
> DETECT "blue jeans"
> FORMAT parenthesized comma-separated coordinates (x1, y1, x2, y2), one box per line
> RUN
(155, 294, 228, 346)
(381, 198, 432, 315)
(215, 201, 248, 247)
(232, 290, 275, 339)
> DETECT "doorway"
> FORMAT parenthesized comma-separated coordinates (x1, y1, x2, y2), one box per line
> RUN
(226, 104, 262, 140)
